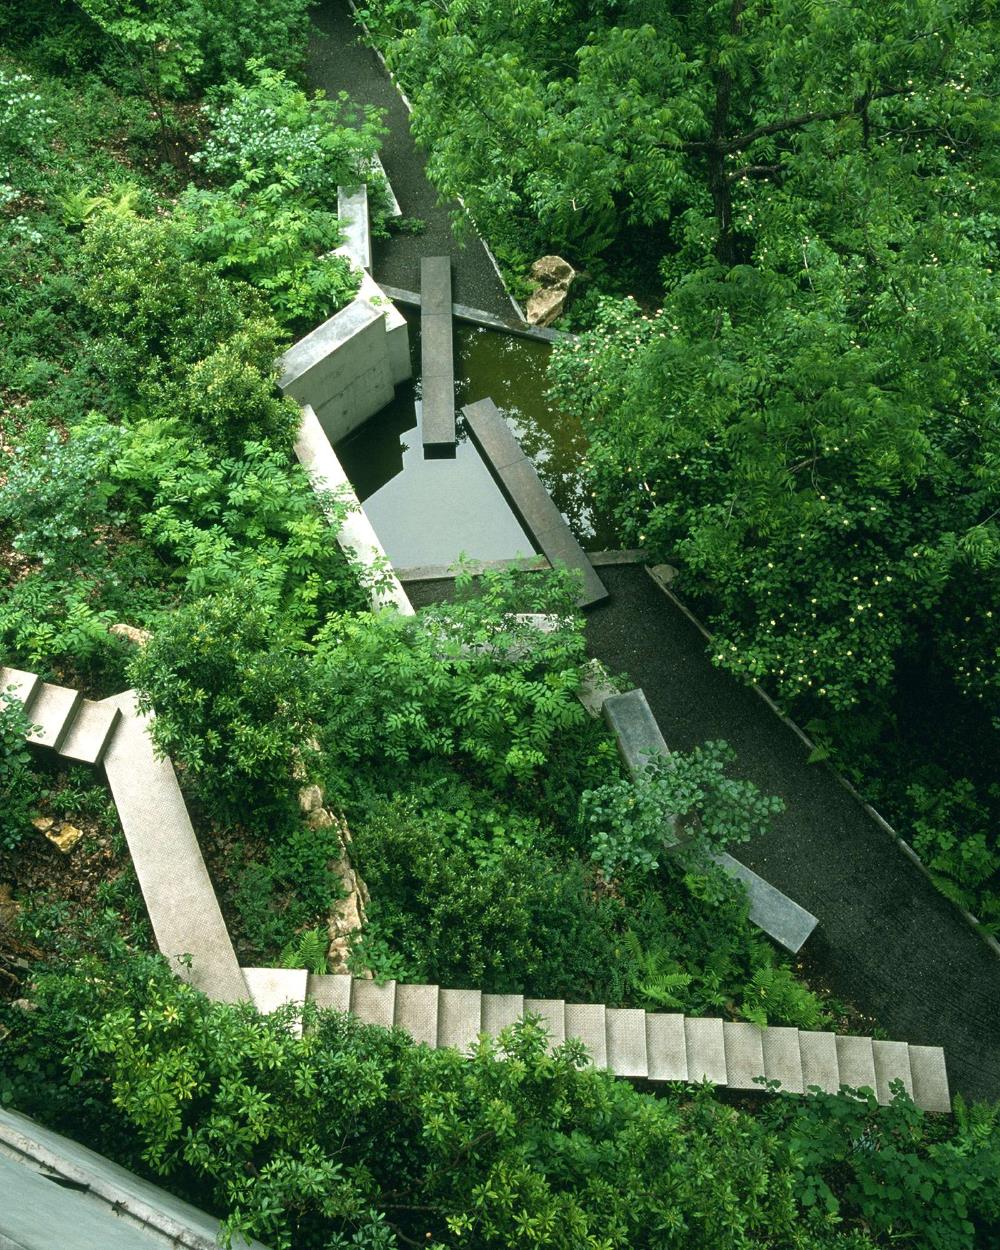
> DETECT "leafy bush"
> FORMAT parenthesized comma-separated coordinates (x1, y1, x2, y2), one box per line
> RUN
(0, 67, 56, 153)
(0, 689, 38, 850)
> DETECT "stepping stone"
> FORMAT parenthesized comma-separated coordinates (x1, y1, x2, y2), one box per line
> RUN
(565, 1003, 608, 1069)
(394, 982, 440, 1047)
(462, 398, 608, 607)
(605, 1008, 648, 1077)
(421, 256, 455, 451)
(761, 1026, 805, 1094)
(711, 852, 819, 954)
(524, 998, 566, 1052)
(337, 185, 371, 271)
(58, 699, 122, 765)
(684, 1017, 727, 1084)
(307, 973, 352, 1014)
(351, 978, 396, 1030)
(242, 967, 307, 1035)
(722, 1021, 767, 1090)
(602, 689, 671, 778)
(437, 988, 482, 1053)
(25, 682, 82, 751)
(873, 1039, 914, 1104)
(908, 1045, 951, 1113)
(0, 666, 40, 711)
(835, 1035, 877, 1095)
(645, 1012, 687, 1082)
(481, 993, 524, 1039)
(799, 1031, 841, 1094)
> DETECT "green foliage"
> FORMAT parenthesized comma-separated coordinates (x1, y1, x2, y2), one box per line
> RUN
(0, 66, 56, 153)
(0, 688, 38, 850)
(280, 926, 331, 975)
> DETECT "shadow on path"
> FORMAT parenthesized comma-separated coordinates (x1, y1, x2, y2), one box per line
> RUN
(404, 567, 1000, 1104)
(305, 2, 517, 320)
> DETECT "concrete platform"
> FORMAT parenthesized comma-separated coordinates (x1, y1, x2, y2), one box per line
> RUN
(420, 256, 456, 451)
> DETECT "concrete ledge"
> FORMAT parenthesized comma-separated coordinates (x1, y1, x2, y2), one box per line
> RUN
(420, 256, 456, 451)
(337, 184, 372, 271)
(379, 284, 570, 343)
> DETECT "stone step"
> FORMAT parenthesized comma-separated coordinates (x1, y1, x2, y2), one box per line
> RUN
(565, 1003, 608, 1069)
(684, 1017, 728, 1084)
(351, 978, 397, 1030)
(393, 982, 440, 1047)
(481, 992, 524, 1039)
(872, 1038, 914, 1104)
(711, 852, 819, 954)
(58, 699, 122, 765)
(722, 1021, 767, 1090)
(761, 1026, 805, 1094)
(524, 997, 565, 1053)
(835, 1034, 877, 1095)
(242, 967, 307, 1035)
(799, 1030, 841, 1094)
(0, 666, 41, 713)
(908, 1045, 952, 1113)
(605, 1007, 649, 1077)
(307, 973, 352, 1014)
(644, 1012, 687, 1082)
(24, 682, 82, 751)
(437, 987, 482, 1053)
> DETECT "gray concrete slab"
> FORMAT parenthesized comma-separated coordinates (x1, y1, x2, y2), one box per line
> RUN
(684, 1017, 728, 1084)
(100, 692, 248, 1004)
(761, 1026, 805, 1094)
(712, 851, 819, 954)
(602, 689, 671, 776)
(644, 1012, 687, 1081)
(0, 665, 40, 711)
(605, 1007, 648, 1077)
(437, 987, 482, 1052)
(798, 1031, 842, 1094)
(308, 972, 353, 1014)
(834, 1034, 877, 1094)
(25, 681, 82, 751)
(394, 981, 440, 1046)
(58, 699, 122, 765)
(872, 1038, 914, 1103)
(908, 1045, 952, 1113)
(481, 993, 524, 1039)
(722, 1021, 767, 1089)
(565, 1003, 608, 1069)
(463, 398, 608, 607)
(350, 977, 397, 1029)
(242, 967, 307, 1035)
(524, 997, 566, 1052)
(421, 257, 455, 450)
(420, 255, 453, 316)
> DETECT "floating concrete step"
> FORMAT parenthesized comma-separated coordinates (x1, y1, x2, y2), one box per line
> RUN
(799, 1031, 841, 1094)
(908, 1045, 951, 1113)
(463, 398, 608, 607)
(481, 992, 524, 1039)
(242, 967, 307, 1035)
(351, 978, 396, 1030)
(394, 982, 440, 1047)
(524, 998, 566, 1052)
(645, 1012, 687, 1081)
(835, 1034, 877, 1095)
(602, 690, 684, 846)
(307, 973, 352, 1014)
(565, 1003, 608, 1069)
(420, 256, 455, 452)
(872, 1038, 914, 1104)
(761, 1026, 805, 1094)
(722, 1021, 767, 1090)
(605, 1008, 648, 1077)
(684, 1017, 728, 1084)
(0, 666, 41, 713)
(58, 699, 121, 765)
(713, 852, 819, 954)
(337, 184, 371, 271)
(438, 987, 482, 1052)
(25, 682, 82, 751)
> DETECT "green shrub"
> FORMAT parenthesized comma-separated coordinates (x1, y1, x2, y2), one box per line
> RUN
(0, 688, 38, 850)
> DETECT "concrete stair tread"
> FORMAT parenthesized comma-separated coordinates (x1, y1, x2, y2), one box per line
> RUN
(799, 1031, 841, 1094)
(307, 973, 352, 1014)
(684, 1017, 728, 1084)
(393, 982, 440, 1047)
(761, 1026, 805, 1094)
(524, 998, 566, 1052)
(438, 988, 482, 1052)
(835, 1034, 877, 1095)
(481, 993, 524, 1039)
(25, 682, 82, 751)
(645, 1013, 687, 1082)
(351, 978, 397, 1030)
(0, 667, 41, 712)
(58, 699, 121, 765)
(873, 1038, 914, 1104)
(242, 967, 307, 1035)
(565, 1003, 608, 1069)
(722, 1021, 767, 1090)
(605, 1007, 648, 1077)
(908, 1045, 951, 1113)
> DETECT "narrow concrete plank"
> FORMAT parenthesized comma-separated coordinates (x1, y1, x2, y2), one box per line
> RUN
(577, 659, 619, 718)
(872, 1039, 914, 1104)
(421, 311, 454, 376)
(100, 692, 248, 1004)
(723, 1021, 767, 1090)
(58, 700, 122, 766)
(437, 988, 482, 1052)
(463, 398, 608, 607)
(524, 998, 566, 1052)
(0, 666, 41, 712)
(420, 256, 452, 315)
(242, 967, 307, 1035)
(602, 689, 671, 777)
(835, 1035, 878, 1094)
(26, 682, 82, 751)
(713, 852, 819, 954)
(645, 1013, 688, 1082)
(394, 982, 440, 1047)
(307, 973, 353, 1014)
(684, 1017, 728, 1084)
(421, 256, 455, 450)
(564, 1003, 607, 1069)
(605, 1008, 648, 1077)
(908, 1045, 952, 1112)
(799, 1031, 841, 1094)
(351, 978, 397, 1030)
(481, 993, 524, 1039)
(337, 184, 371, 271)
(761, 1026, 805, 1094)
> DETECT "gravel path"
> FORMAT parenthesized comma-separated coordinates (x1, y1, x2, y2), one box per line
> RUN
(405, 567, 1000, 1104)
(306, 1, 518, 320)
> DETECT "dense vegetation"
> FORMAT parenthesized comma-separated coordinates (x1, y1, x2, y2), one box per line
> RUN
(357, 0, 1000, 931)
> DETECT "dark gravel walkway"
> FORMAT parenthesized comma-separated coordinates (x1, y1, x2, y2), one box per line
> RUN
(305, 2, 517, 320)
(405, 567, 1000, 1104)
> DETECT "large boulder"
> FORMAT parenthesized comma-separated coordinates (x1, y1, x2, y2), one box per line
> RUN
(530, 255, 576, 288)
(526, 254, 577, 326)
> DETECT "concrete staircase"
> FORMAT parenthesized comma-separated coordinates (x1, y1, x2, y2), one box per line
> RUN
(239, 969, 951, 1112)
(2, 664, 951, 1111)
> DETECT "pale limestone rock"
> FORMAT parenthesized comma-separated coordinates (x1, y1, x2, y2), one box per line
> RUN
(526, 285, 568, 327)
(109, 623, 152, 647)
(530, 255, 576, 287)
(47, 822, 83, 854)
